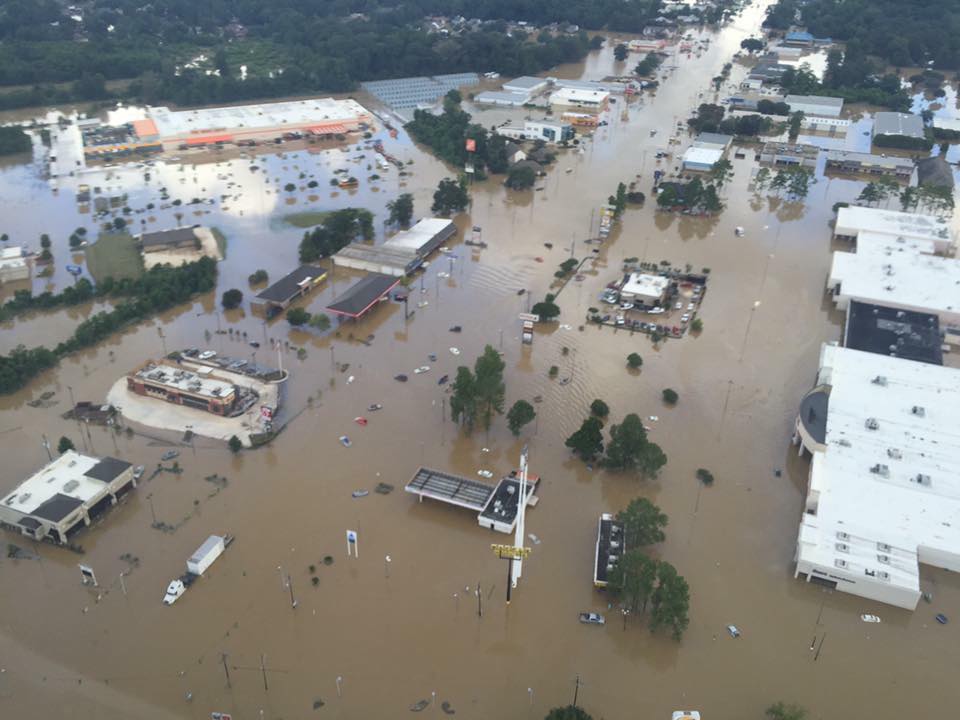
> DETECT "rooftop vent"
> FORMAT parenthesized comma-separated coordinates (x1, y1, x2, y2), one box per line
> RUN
(871, 376, 887, 386)
(865, 418, 880, 430)
(878, 571, 891, 581)
(911, 405, 925, 417)
(914, 473, 932, 487)
(836, 531, 850, 541)
(834, 558, 848, 569)
(887, 448, 902, 460)
(878, 554, 891, 564)
(835, 542, 850, 552)
(870, 464, 890, 477)
(877, 542, 892, 552)
(63, 480, 79, 493)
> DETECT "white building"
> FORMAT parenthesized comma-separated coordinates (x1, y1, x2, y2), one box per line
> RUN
(473, 90, 531, 107)
(681, 132, 733, 172)
(793, 344, 960, 609)
(0, 451, 136, 544)
(334, 218, 456, 277)
(549, 87, 610, 112)
(495, 119, 575, 144)
(502, 76, 549, 95)
(784, 94, 844, 117)
(0, 246, 29, 283)
(834, 206, 954, 254)
(827, 232, 960, 327)
(620, 272, 669, 305)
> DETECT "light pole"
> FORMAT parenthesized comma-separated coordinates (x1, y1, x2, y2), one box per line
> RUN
(147, 493, 157, 526)
(384, 555, 391, 578)
(336, 675, 343, 698)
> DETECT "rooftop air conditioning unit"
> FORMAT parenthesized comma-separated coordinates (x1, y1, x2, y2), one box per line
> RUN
(887, 448, 902, 459)
(835, 542, 849, 552)
(915, 474, 931, 487)
(865, 418, 880, 430)
(871, 376, 887, 386)
(834, 558, 848, 569)
(870, 464, 890, 477)
(912, 406, 925, 417)
(836, 531, 850, 541)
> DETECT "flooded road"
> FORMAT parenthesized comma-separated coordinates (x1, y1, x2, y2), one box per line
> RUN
(2, 3, 959, 719)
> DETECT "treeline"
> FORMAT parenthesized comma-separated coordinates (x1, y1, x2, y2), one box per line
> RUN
(764, 0, 960, 70)
(298, 209, 374, 263)
(688, 103, 773, 137)
(0, 126, 30, 155)
(778, 57, 908, 112)
(0, 257, 217, 395)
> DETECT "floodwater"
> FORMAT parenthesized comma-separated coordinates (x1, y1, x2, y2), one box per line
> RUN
(2, 2, 959, 719)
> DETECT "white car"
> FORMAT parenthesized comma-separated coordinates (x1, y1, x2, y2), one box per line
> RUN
(620, 302, 634, 310)
(674, 301, 683, 310)
(681, 314, 690, 323)
(616, 315, 625, 325)
(672, 713, 701, 720)
(163, 579, 186, 605)
(198, 350, 216, 360)
(414, 366, 430, 374)
(477, 470, 493, 478)
(449, 347, 461, 355)
(687, 303, 696, 311)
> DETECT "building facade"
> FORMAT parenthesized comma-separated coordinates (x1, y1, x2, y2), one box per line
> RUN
(127, 362, 238, 415)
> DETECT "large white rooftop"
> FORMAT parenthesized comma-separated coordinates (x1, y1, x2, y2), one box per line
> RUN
(1, 451, 121, 516)
(797, 344, 960, 596)
(834, 206, 953, 248)
(621, 272, 669, 300)
(682, 146, 724, 168)
(549, 87, 610, 106)
(828, 232, 960, 320)
(385, 218, 455, 252)
(147, 98, 369, 139)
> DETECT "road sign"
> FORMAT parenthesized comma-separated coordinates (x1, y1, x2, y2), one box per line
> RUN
(346, 529, 359, 557)
(78, 564, 97, 586)
(465, 138, 476, 152)
(491, 544, 531, 559)
(260, 405, 274, 421)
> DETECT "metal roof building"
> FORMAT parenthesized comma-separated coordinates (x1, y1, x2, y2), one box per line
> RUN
(333, 218, 456, 277)
(252, 265, 328, 314)
(327, 273, 401, 319)
(873, 112, 925, 140)
(784, 94, 843, 117)
(361, 73, 479, 110)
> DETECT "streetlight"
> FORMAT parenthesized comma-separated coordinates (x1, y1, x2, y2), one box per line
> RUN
(384, 555, 392, 578)
(336, 675, 343, 698)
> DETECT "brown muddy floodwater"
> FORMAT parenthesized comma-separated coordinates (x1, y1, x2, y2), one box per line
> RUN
(1, 3, 959, 719)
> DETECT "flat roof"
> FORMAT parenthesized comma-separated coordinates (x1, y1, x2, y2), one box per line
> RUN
(694, 132, 733, 148)
(834, 206, 952, 245)
(474, 91, 530, 105)
(147, 98, 369, 140)
(140, 227, 197, 248)
(873, 112, 924, 139)
(385, 218, 456, 253)
(845, 301, 942, 365)
(553, 78, 630, 93)
(785, 94, 843, 109)
(682, 146, 724, 166)
(761, 142, 820, 159)
(405, 467, 495, 511)
(549, 87, 610, 103)
(477, 475, 537, 525)
(829, 232, 960, 319)
(133, 362, 236, 400)
(256, 265, 327, 303)
(933, 117, 960, 133)
(327, 273, 400, 318)
(595, 514, 626, 585)
(132, 118, 159, 137)
(797, 344, 960, 594)
(503, 76, 548, 91)
(1, 451, 131, 520)
(621, 272, 670, 299)
(825, 150, 914, 170)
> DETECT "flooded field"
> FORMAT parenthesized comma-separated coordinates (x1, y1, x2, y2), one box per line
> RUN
(1, 2, 959, 719)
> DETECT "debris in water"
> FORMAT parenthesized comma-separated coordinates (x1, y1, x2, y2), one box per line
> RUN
(410, 699, 430, 712)
(861, 614, 881, 623)
(375, 482, 395, 495)
(528, 534, 541, 545)
(441, 701, 456, 715)
(352, 490, 369, 498)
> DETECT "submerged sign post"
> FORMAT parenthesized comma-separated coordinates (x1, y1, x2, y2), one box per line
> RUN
(346, 529, 359, 558)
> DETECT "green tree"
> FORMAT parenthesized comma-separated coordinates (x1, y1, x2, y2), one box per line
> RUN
(40, 234, 51, 250)
(770, 170, 789, 194)
(690, 317, 704, 332)
(544, 706, 593, 720)
(284, 182, 296, 192)
(57, 436, 75, 454)
(112, 217, 126, 231)
(387, 193, 414, 227)
(565, 416, 604, 461)
(248, 269, 269, 285)
(221, 288, 242, 309)
(286, 307, 310, 326)
(627, 352, 642, 369)
(506, 164, 537, 190)
(610, 181, 628, 217)
(740, 37, 765, 53)
(702, 184, 723, 213)
(604, 413, 667, 477)
(590, 399, 609, 418)
(617, 497, 668, 548)
(786, 168, 812, 200)
(432, 177, 470, 215)
(766, 701, 807, 720)
(662, 388, 678, 405)
(614, 43, 629, 61)
(649, 561, 690, 640)
(531, 293, 560, 321)
(708, 158, 733, 189)
(506, 399, 536, 436)
(309, 313, 331, 331)
(609, 549, 659, 614)
(69, 233, 83, 249)
(450, 366, 478, 432)
(787, 111, 804, 140)
(474, 344, 506, 431)
(228, 435, 243, 453)
(858, 182, 881, 206)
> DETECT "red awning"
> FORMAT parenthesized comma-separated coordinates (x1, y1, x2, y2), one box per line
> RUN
(308, 124, 348, 135)
(186, 134, 233, 146)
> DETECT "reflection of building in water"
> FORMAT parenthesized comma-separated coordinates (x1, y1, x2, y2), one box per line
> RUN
(127, 361, 237, 415)
(0, 451, 136, 545)
(793, 344, 960, 609)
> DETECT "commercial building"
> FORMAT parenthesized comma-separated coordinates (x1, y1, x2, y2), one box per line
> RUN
(915, 155, 954, 190)
(681, 132, 733, 172)
(552, 78, 632, 95)
(361, 74, 479, 111)
(333, 218, 456, 277)
(80, 119, 163, 160)
(759, 142, 819, 169)
(0, 246, 29, 283)
(783, 31, 814, 47)
(127, 361, 238, 415)
(549, 87, 610, 112)
(495, 120, 575, 144)
(873, 112, 925, 141)
(843, 301, 942, 365)
(834, 206, 954, 253)
(473, 91, 532, 107)
(827, 232, 960, 327)
(0, 451, 135, 544)
(792, 344, 960, 609)
(748, 62, 790, 84)
(784, 94, 843, 117)
(824, 151, 914, 180)
(502, 76, 550, 95)
(252, 265, 328, 315)
(620, 272, 670, 306)
(594, 513, 626, 588)
(146, 97, 372, 149)
(327, 273, 402, 320)
(138, 227, 201, 253)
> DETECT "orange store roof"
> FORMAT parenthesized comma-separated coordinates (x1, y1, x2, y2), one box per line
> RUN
(132, 119, 159, 137)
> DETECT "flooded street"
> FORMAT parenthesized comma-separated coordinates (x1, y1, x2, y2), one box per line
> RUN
(2, 3, 959, 719)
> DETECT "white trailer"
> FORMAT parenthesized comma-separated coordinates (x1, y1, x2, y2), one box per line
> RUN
(187, 535, 225, 575)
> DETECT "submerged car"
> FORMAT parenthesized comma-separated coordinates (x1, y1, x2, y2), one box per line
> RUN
(579, 612, 605, 625)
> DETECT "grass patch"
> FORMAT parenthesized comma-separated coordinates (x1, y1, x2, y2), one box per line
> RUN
(211, 227, 227, 258)
(85, 232, 144, 283)
(283, 211, 330, 228)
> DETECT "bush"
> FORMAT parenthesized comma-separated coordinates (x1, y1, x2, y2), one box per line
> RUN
(627, 352, 643, 369)
(690, 317, 703, 332)
(696, 468, 714, 485)
(286, 307, 310, 326)
(57, 436, 75, 454)
(532, 293, 561, 321)
(309, 313, 331, 331)
(284, 182, 296, 192)
(248, 269, 268, 285)
(590, 399, 610, 418)
(662, 388, 679, 404)
(548, 365, 559, 377)
(228, 435, 243, 453)
(221, 288, 243, 309)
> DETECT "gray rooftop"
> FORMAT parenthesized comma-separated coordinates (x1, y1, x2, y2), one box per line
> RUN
(874, 112, 925, 139)
(503, 76, 547, 90)
(785, 94, 844, 110)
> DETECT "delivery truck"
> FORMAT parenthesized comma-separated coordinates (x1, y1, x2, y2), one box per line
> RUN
(163, 534, 232, 605)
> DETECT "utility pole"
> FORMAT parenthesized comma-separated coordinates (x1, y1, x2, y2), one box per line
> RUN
(260, 654, 269, 692)
(573, 675, 582, 708)
(41, 434, 52, 462)
(220, 653, 232, 689)
(287, 574, 297, 609)
(476, 581, 482, 618)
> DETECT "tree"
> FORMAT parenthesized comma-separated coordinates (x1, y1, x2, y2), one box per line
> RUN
(531, 293, 560, 321)
(431, 177, 469, 215)
(565, 416, 604, 461)
(590, 399, 609, 418)
(701, 184, 723, 213)
(228, 435, 243, 453)
(507, 400, 536, 436)
(740, 37, 765, 53)
(604, 414, 667, 477)
(649, 561, 690, 640)
(284, 182, 296, 192)
(609, 550, 660, 614)
(450, 366, 478, 432)
(787, 111, 804, 140)
(662, 388, 678, 405)
(626, 352, 642, 369)
(766, 702, 807, 720)
(387, 193, 414, 227)
(544, 706, 593, 720)
(614, 43, 629, 61)
(610, 182, 628, 217)
(858, 182, 881, 206)
(112, 217, 126, 231)
(474, 345, 506, 431)
(221, 288, 242, 309)
(708, 158, 733, 189)
(617, 497, 668, 547)
(770, 170, 789, 194)
(57, 436, 75, 454)
(69, 233, 83, 249)
(690, 317, 704, 332)
(248, 269, 269, 285)
(309, 313, 331, 331)
(506, 164, 537, 190)
(286, 307, 310, 326)
(40, 234, 51, 250)
(786, 168, 812, 200)
(299, 208, 374, 262)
